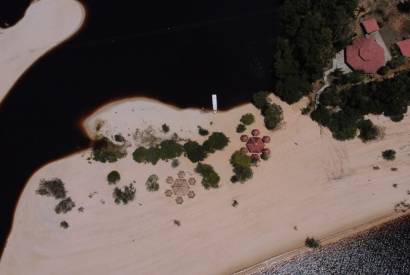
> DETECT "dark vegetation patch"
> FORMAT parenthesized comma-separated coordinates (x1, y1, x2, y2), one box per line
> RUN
(92, 136, 127, 163)
(230, 151, 253, 183)
(252, 91, 283, 130)
(305, 237, 320, 248)
(55, 197, 76, 214)
(36, 178, 67, 199)
(273, 0, 358, 103)
(382, 149, 396, 161)
(113, 184, 136, 204)
(162, 124, 170, 133)
(198, 126, 209, 136)
(312, 72, 410, 141)
(240, 113, 255, 125)
(236, 124, 246, 133)
(107, 170, 121, 185)
(195, 163, 220, 189)
(60, 221, 69, 229)
(146, 174, 159, 192)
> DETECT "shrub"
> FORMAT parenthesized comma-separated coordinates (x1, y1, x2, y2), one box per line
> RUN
(358, 120, 379, 142)
(230, 151, 253, 183)
(240, 113, 255, 125)
(146, 174, 160, 192)
(114, 134, 125, 143)
(398, 1, 410, 13)
(377, 66, 389, 76)
(263, 103, 283, 130)
(36, 178, 67, 199)
(92, 137, 127, 163)
(132, 146, 161, 165)
(202, 132, 229, 153)
(55, 197, 76, 214)
(183, 141, 207, 162)
(305, 237, 320, 248)
(387, 56, 406, 69)
(340, 71, 365, 84)
(236, 124, 246, 133)
(171, 159, 180, 168)
(107, 170, 121, 185)
(198, 126, 209, 136)
(113, 184, 136, 204)
(252, 91, 270, 109)
(195, 163, 220, 189)
(60, 221, 69, 229)
(382, 149, 396, 161)
(159, 140, 184, 160)
(162, 124, 170, 133)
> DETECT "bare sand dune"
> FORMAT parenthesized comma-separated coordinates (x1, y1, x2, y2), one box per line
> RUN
(1, 96, 410, 275)
(0, 0, 85, 103)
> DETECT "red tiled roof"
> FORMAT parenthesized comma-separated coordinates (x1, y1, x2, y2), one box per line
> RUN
(397, 39, 410, 57)
(345, 37, 385, 74)
(246, 137, 265, 154)
(361, 18, 379, 34)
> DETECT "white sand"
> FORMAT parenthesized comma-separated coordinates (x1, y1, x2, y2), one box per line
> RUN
(2, 96, 410, 275)
(0, 0, 85, 103)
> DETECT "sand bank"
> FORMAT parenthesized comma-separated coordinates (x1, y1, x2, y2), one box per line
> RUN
(0, 0, 85, 104)
(2, 96, 410, 275)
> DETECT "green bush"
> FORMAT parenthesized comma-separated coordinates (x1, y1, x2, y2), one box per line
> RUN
(340, 71, 365, 85)
(113, 184, 136, 204)
(230, 151, 253, 183)
(378, 66, 389, 76)
(171, 159, 180, 168)
(55, 197, 76, 214)
(358, 120, 379, 142)
(305, 237, 320, 248)
(198, 126, 209, 136)
(398, 1, 410, 13)
(114, 134, 125, 143)
(240, 113, 255, 125)
(203, 132, 229, 153)
(236, 124, 246, 133)
(387, 56, 406, 70)
(382, 149, 396, 161)
(263, 103, 283, 130)
(183, 141, 207, 163)
(252, 91, 270, 109)
(159, 140, 184, 160)
(146, 174, 160, 192)
(92, 137, 127, 163)
(60, 221, 69, 229)
(162, 124, 170, 133)
(36, 178, 67, 199)
(195, 163, 220, 189)
(132, 146, 161, 165)
(107, 170, 121, 185)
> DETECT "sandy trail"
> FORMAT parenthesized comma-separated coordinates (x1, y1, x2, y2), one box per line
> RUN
(2, 96, 410, 275)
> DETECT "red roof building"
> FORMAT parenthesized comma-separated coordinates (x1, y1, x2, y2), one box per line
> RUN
(246, 137, 265, 154)
(397, 39, 410, 57)
(345, 37, 385, 74)
(361, 18, 379, 34)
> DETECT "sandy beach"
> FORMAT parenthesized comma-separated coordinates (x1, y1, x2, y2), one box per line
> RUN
(1, 95, 410, 275)
(0, 0, 85, 103)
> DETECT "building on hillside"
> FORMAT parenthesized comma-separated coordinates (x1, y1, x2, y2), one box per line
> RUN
(397, 39, 410, 57)
(361, 18, 380, 34)
(345, 37, 385, 74)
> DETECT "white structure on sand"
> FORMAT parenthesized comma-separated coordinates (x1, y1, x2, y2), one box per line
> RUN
(212, 94, 218, 113)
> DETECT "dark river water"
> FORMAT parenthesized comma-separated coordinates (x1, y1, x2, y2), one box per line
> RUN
(0, 0, 277, 255)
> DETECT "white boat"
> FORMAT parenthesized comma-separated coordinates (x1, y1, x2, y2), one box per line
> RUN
(212, 94, 217, 113)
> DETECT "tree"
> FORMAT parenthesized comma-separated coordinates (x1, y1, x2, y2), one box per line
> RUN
(146, 174, 160, 192)
(107, 170, 121, 185)
(358, 119, 379, 142)
(113, 184, 136, 204)
(60, 221, 69, 229)
(198, 126, 209, 136)
(92, 137, 127, 163)
(36, 178, 67, 199)
(263, 103, 283, 130)
(202, 132, 229, 153)
(195, 163, 220, 189)
(382, 149, 396, 161)
(236, 124, 246, 133)
(159, 140, 183, 160)
(230, 151, 253, 183)
(171, 159, 180, 168)
(55, 197, 76, 214)
(252, 91, 270, 109)
(240, 113, 255, 125)
(183, 141, 207, 162)
(132, 146, 161, 165)
(162, 124, 170, 133)
(305, 237, 320, 248)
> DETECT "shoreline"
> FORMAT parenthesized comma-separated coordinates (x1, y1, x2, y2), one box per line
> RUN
(234, 212, 409, 274)
(2, 96, 410, 274)
(0, 0, 86, 104)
